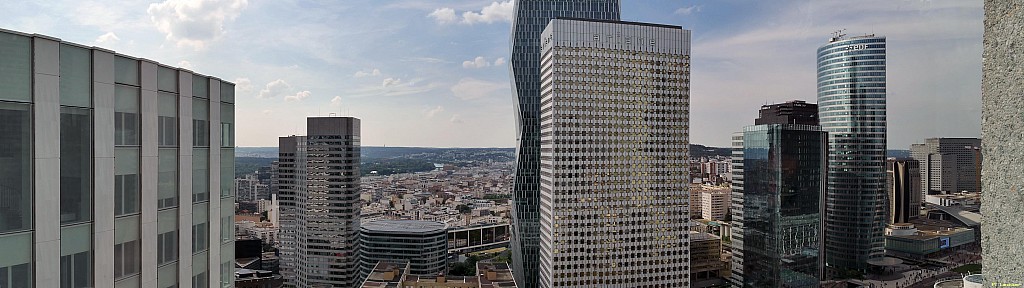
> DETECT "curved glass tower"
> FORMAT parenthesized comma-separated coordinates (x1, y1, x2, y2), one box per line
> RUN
(509, 1, 619, 287)
(816, 34, 887, 273)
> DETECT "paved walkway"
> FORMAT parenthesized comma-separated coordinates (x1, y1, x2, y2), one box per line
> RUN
(861, 267, 951, 288)
(859, 243, 982, 288)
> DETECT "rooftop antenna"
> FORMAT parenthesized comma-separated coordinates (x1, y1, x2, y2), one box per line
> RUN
(830, 29, 847, 41)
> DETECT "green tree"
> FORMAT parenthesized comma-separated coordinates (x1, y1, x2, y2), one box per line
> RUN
(448, 255, 481, 276)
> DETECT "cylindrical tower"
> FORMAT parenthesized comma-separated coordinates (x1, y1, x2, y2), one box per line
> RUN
(816, 34, 888, 273)
(358, 220, 448, 279)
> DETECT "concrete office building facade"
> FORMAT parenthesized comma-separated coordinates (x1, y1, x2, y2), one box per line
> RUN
(278, 117, 361, 288)
(817, 34, 888, 272)
(509, 2, 620, 287)
(909, 137, 982, 195)
(538, 18, 691, 287)
(728, 132, 745, 286)
(0, 29, 236, 288)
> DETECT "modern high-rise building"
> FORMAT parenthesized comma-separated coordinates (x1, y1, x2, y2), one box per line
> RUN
(817, 33, 888, 273)
(755, 100, 819, 125)
(737, 100, 823, 284)
(731, 100, 822, 286)
(0, 28, 236, 288)
(886, 158, 922, 224)
(728, 132, 746, 287)
(909, 137, 982, 196)
(277, 117, 361, 288)
(537, 18, 691, 287)
(508, 1, 620, 287)
(737, 120, 826, 287)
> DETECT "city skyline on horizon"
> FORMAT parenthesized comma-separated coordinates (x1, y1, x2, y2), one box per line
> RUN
(0, 0, 983, 149)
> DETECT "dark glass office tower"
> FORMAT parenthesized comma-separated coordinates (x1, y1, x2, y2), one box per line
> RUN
(756, 100, 819, 125)
(740, 101, 826, 287)
(817, 34, 887, 273)
(886, 158, 921, 224)
(508, 1, 619, 287)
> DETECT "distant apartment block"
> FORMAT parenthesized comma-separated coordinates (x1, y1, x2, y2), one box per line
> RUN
(700, 161, 730, 178)
(910, 137, 982, 195)
(700, 188, 731, 221)
(0, 28, 236, 288)
(538, 18, 691, 287)
(690, 186, 703, 218)
(235, 174, 269, 202)
(277, 117, 361, 288)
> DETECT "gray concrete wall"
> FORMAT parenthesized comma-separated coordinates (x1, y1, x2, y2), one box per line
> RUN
(982, 0, 1024, 284)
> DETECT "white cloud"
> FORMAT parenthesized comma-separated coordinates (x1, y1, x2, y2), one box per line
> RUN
(449, 114, 464, 124)
(284, 90, 311, 102)
(72, 1, 150, 32)
(261, 109, 272, 115)
(147, 0, 249, 50)
(178, 60, 193, 69)
(428, 7, 457, 24)
(424, 105, 444, 118)
(257, 79, 290, 99)
(382, 78, 402, 87)
(462, 56, 490, 68)
(674, 5, 700, 15)
(429, 1, 513, 25)
(95, 32, 120, 44)
(354, 68, 381, 78)
(462, 56, 505, 68)
(401, 57, 446, 63)
(330, 96, 343, 107)
(451, 78, 505, 100)
(346, 78, 441, 98)
(234, 77, 252, 94)
(461, 1, 513, 24)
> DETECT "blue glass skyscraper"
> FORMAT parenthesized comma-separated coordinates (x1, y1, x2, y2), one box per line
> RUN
(816, 34, 888, 273)
(509, 1, 619, 287)
(736, 101, 825, 287)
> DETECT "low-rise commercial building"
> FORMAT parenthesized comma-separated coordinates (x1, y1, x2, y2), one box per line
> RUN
(884, 219, 976, 257)
(359, 261, 517, 288)
(359, 220, 449, 280)
(690, 232, 727, 283)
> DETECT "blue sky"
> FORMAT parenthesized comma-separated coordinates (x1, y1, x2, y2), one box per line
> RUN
(0, 0, 982, 148)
